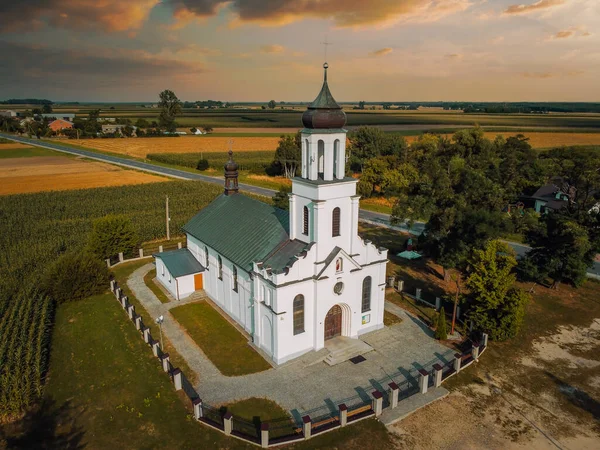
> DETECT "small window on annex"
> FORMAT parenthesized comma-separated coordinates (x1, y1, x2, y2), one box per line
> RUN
(233, 266, 238, 292)
(204, 246, 209, 269)
(293, 294, 305, 335)
(218, 256, 223, 280)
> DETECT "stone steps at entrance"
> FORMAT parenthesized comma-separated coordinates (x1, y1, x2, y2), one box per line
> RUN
(324, 336, 374, 366)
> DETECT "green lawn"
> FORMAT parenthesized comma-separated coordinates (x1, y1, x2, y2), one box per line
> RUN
(6, 293, 244, 449)
(143, 268, 171, 303)
(111, 259, 196, 382)
(0, 147, 58, 158)
(170, 301, 272, 376)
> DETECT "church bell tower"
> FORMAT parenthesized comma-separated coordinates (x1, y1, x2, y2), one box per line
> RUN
(289, 63, 360, 260)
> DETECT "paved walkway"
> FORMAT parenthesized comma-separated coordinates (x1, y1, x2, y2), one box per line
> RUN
(128, 264, 455, 420)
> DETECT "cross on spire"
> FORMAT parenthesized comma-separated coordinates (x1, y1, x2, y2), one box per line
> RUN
(321, 37, 332, 62)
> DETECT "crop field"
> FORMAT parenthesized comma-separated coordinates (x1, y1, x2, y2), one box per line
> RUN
(0, 156, 166, 195)
(73, 136, 280, 158)
(0, 180, 224, 420)
(406, 131, 600, 148)
(0, 142, 32, 150)
(147, 150, 275, 171)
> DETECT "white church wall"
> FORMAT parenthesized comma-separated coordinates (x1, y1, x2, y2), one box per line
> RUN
(155, 258, 178, 299)
(176, 274, 196, 299)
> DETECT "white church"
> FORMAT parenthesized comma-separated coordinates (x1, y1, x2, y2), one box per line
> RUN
(154, 63, 389, 365)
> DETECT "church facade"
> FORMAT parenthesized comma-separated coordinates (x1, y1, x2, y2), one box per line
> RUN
(155, 64, 388, 365)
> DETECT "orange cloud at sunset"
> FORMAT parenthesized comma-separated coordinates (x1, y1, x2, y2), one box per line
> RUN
(504, 0, 565, 15)
(370, 48, 394, 57)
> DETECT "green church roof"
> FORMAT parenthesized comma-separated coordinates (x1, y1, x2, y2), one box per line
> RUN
(182, 194, 304, 272)
(153, 248, 204, 278)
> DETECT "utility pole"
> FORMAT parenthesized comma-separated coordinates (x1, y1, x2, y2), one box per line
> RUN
(166, 195, 170, 241)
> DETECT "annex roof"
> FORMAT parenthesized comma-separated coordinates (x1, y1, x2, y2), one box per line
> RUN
(153, 248, 204, 278)
(182, 194, 294, 272)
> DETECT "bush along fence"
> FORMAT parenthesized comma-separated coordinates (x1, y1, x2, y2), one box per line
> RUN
(108, 277, 490, 448)
(105, 241, 185, 268)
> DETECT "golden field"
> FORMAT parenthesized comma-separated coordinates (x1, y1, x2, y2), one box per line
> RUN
(73, 136, 280, 158)
(0, 143, 32, 150)
(0, 156, 166, 195)
(406, 132, 600, 148)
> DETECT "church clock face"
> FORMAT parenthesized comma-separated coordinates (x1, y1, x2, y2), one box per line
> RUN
(333, 282, 344, 295)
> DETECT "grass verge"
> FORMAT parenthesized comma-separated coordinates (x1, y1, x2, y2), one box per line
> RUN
(170, 301, 271, 376)
(0, 147, 59, 158)
(143, 268, 171, 303)
(384, 310, 403, 326)
(111, 260, 196, 383)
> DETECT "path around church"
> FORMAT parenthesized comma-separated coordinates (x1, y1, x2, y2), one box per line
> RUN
(128, 263, 455, 420)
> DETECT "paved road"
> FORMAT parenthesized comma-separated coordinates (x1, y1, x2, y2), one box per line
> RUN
(2, 133, 598, 277)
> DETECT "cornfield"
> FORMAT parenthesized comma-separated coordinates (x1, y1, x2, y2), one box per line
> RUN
(0, 180, 223, 419)
(147, 151, 275, 172)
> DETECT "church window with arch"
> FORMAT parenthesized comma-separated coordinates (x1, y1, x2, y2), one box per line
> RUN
(232, 266, 238, 292)
(218, 256, 223, 280)
(362, 276, 372, 313)
(293, 294, 305, 335)
(332, 207, 341, 237)
(204, 246, 209, 269)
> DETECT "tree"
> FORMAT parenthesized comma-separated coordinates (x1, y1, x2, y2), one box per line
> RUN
(465, 240, 529, 341)
(435, 307, 448, 340)
(41, 103, 52, 114)
(196, 159, 209, 170)
(40, 251, 109, 303)
(135, 118, 149, 128)
(274, 132, 301, 179)
(86, 215, 138, 260)
(272, 185, 292, 210)
(268, 100, 277, 109)
(158, 89, 182, 132)
(523, 212, 592, 288)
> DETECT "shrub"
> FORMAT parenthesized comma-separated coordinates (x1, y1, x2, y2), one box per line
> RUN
(87, 214, 138, 260)
(435, 307, 448, 340)
(196, 159, 209, 171)
(40, 251, 109, 303)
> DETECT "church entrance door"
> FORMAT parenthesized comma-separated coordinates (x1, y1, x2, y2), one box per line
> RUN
(324, 305, 342, 340)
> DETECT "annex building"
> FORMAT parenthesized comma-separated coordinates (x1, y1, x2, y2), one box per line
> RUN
(154, 64, 389, 365)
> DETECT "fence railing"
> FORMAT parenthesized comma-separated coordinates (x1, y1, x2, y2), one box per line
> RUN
(108, 276, 489, 448)
(105, 241, 187, 268)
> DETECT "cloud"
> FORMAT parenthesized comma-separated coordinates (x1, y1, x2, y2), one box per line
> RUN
(547, 26, 592, 40)
(261, 44, 285, 53)
(370, 47, 393, 57)
(0, 0, 159, 33)
(504, 0, 565, 15)
(445, 53, 464, 59)
(491, 36, 505, 44)
(168, 0, 473, 28)
(0, 40, 204, 95)
(554, 30, 574, 39)
(520, 70, 584, 79)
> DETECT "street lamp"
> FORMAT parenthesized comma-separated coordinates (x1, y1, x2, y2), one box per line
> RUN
(155, 315, 164, 349)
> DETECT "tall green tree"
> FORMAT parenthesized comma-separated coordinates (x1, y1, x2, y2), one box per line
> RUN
(435, 307, 448, 340)
(268, 100, 277, 109)
(158, 90, 182, 132)
(465, 240, 529, 341)
(274, 132, 301, 178)
(272, 185, 292, 210)
(86, 215, 138, 260)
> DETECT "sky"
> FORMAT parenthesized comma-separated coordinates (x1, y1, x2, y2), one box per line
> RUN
(0, 0, 599, 102)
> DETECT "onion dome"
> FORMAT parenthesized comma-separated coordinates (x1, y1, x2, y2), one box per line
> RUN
(224, 149, 238, 172)
(301, 63, 347, 129)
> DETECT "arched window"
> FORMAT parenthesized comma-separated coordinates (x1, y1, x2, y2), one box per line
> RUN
(304, 139, 310, 177)
(293, 294, 305, 335)
(303, 206, 309, 235)
(232, 266, 238, 292)
(332, 207, 341, 237)
(317, 140, 325, 177)
(362, 276, 372, 313)
(335, 257, 343, 273)
(218, 256, 223, 280)
(204, 246, 209, 268)
(333, 139, 340, 178)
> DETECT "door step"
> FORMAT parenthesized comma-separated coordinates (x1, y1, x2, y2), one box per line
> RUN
(324, 336, 374, 366)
